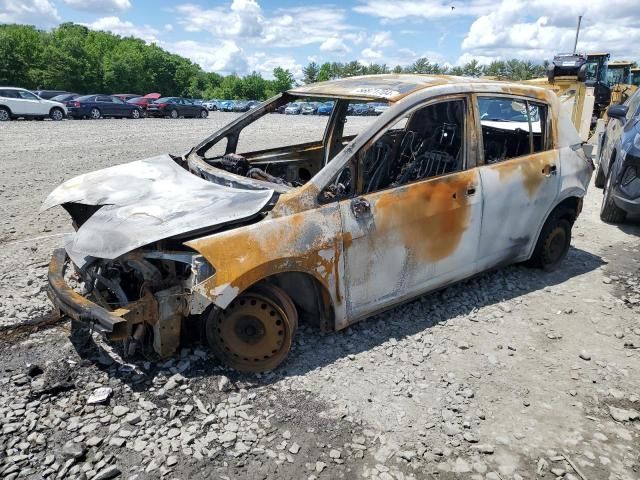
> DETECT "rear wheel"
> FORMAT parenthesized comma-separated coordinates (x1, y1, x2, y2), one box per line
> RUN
(169, 109, 178, 119)
(200, 109, 208, 119)
(594, 162, 605, 188)
(600, 167, 627, 223)
(89, 107, 101, 120)
(528, 211, 572, 271)
(206, 283, 298, 372)
(0, 107, 10, 121)
(49, 107, 64, 121)
(130, 108, 141, 119)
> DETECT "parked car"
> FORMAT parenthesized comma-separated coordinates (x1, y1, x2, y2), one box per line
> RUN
(349, 103, 370, 116)
(234, 100, 260, 112)
(127, 96, 156, 111)
(49, 93, 80, 107)
(317, 101, 334, 115)
(33, 90, 72, 100)
(203, 99, 220, 111)
(595, 88, 640, 222)
(276, 102, 290, 114)
(66, 94, 144, 119)
(0, 87, 67, 121)
(146, 97, 208, 119)
(44, 75, 593, 372)
(219, 100, 236, 112)
(374, 104, 390, 115)
(112, 94, 141, 102)
(301, 102, 321, 115)
(284, 102, 302, 114)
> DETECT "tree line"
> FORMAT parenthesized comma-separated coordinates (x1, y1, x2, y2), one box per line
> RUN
(0, 23, 547, 101)
(301, 57, 547, 84)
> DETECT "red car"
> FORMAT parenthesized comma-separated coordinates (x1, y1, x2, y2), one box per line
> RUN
(112, 94, 140, 102)
(127, 96, 157, 111)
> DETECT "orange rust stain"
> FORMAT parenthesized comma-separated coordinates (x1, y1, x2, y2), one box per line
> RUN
(373, 170, 476, 262)
(187, 205, 342, 304)
(492, 151, 556, 198)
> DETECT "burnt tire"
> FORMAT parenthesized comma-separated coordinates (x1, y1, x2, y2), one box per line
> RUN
(594, 163, 605, 189)
(206, 283, 298, 372)
(528, 211, 572, 271)
(600, 168, 626, 223)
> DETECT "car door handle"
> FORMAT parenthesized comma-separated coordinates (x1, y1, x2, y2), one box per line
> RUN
(543, 164, 557, 176)
(350, 198, 370, 218)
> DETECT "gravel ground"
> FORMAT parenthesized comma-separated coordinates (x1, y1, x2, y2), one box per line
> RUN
(0, 115, 639, 480)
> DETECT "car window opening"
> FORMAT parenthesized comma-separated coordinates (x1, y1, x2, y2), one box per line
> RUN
(479, 97, 549, 163)
(361, 99, 465, 194)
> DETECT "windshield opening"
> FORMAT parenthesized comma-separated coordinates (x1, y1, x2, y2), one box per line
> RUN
(195, 94, 389, 189)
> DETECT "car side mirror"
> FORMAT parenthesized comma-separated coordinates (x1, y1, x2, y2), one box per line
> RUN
(607, 104, 628, 120)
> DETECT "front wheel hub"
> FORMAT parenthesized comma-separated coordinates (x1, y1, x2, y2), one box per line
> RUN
(206, 284, 297, 372)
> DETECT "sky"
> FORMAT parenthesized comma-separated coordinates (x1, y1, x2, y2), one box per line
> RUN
(2, 0, 640, 79)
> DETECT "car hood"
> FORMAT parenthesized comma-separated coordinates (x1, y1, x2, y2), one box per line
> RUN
(41, 154, 274, 262)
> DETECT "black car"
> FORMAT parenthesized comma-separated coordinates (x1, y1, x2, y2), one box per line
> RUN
(233, 100, 260, 112)
(50, 93, 80, 106)
(596, 88, 640, 222)
(34, 89, 72, 100)
(66, 94, 144, 119)
(146, 97, 208, 119)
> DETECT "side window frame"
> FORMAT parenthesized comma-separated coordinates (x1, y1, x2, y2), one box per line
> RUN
(354, 94, 471, 196)
(474, 93, 552, 166)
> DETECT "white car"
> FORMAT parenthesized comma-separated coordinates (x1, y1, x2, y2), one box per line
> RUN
(0, 87, 67, 121)
(202, 100, 219, 111)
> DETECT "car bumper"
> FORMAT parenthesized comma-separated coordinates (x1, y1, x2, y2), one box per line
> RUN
(66, 108, 86, 118)
(613, 189, 640, 215)
(48, 249, 130, 338)
(145, 109, 166, 117)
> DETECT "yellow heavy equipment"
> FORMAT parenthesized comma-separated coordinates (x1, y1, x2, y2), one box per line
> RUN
(607, 60, 637, 104)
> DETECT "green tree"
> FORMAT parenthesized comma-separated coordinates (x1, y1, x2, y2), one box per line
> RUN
(272, 67, 294, 93)
(302, 62, 320, 84)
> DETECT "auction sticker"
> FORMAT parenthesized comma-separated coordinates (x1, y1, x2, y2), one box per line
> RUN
(351, 87, 400, 98)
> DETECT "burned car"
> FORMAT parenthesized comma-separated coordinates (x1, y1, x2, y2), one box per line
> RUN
(595, 87, 640, 222)
(44, 75, 593, 372)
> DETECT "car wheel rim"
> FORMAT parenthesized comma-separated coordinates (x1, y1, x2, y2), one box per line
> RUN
(132, 110, 139, 118)
(0, 110, 8, 121)
(208, 286, 296, 372)
(52, 110, 62, 120)
(91, 109, 100, 119)
(171, 110, 177, 118)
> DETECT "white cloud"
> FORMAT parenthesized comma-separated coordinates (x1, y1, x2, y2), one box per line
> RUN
(164, 23, 173, 32)
(353, 0, 494, 20)
(63, 0, 131, 14)
(166, 40, 250, 75)
(85, 16, 160, 43)
(320, 37, 350, 54)
(460, 0, 640, 63)
(369, 31, 394, 48)
(0, 0, 59, 26)
(360, 47, 383, 62)
(176, 1, 358, 48)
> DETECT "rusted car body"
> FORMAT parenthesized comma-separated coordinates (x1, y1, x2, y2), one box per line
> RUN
(44, 75, 593, 371)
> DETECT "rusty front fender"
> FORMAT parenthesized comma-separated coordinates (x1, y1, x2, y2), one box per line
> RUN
(185, 204, 345, 311)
